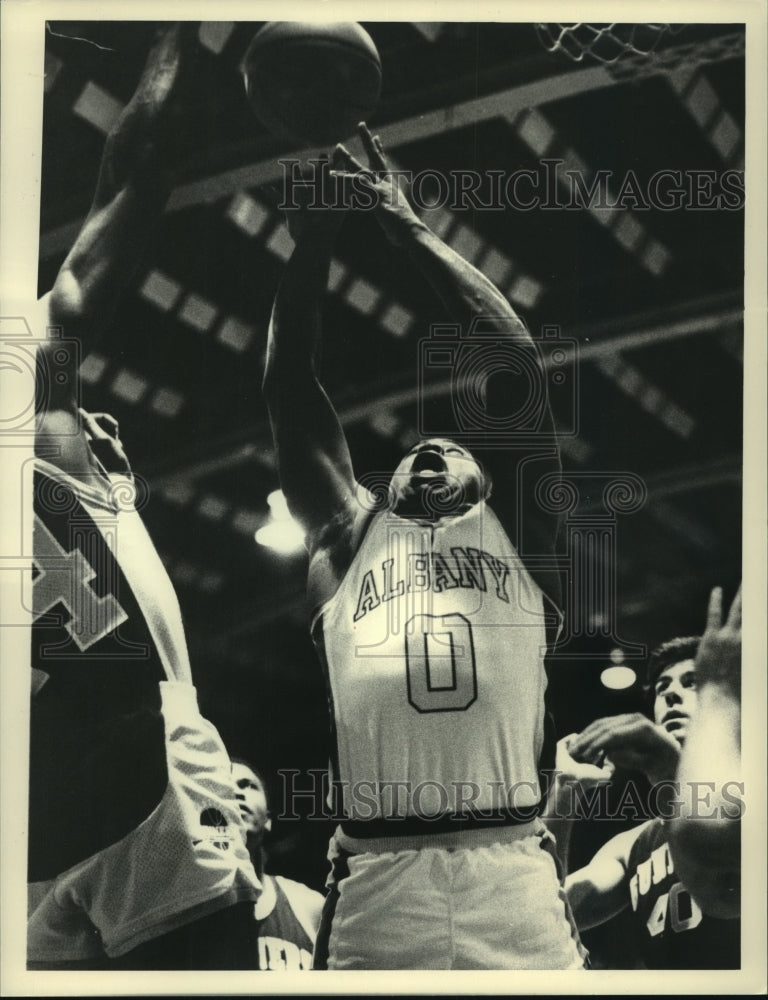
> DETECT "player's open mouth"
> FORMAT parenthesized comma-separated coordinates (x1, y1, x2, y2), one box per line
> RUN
(662, 710, 688, 729)
(411, 451, 446, 474)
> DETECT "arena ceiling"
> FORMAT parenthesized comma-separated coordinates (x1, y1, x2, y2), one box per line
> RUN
(37, 20, 745, 824)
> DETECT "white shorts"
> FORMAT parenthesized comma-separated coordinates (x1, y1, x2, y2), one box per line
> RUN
(27, 682, 261, 961)
(316, 820, 587, 970)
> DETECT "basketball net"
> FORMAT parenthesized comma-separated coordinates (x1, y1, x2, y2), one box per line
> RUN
(533, 23, 745, 81)
(534, 23, 681, 64)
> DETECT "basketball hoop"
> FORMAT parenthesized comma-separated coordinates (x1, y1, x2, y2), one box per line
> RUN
(534, 23, 683, 65)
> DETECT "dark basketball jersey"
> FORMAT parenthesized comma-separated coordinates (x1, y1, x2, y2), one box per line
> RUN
(254, 875, 322, 970)
(626, 818, 740, 969)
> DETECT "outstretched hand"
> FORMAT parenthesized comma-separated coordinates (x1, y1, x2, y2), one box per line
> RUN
(694, 585, 742, 693)
(332, 122, 421, 245)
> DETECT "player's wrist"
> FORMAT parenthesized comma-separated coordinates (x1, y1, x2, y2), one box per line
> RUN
(378, 209, 427, 246)
(694, 660, 740, 697)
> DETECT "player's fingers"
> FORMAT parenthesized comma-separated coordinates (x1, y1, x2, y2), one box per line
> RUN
(600, 758, 616, 780)
(573, 729, 620, 758)
(570, 714, 632, 748)
(726, 584, 742, 631)
(573, 716, 649, 758)
(357, 122, 387, 171)
(78, 408, 105, 440)
(373, 134, 387, 162)
(93, 413, 120, 439)
(330, 169, 377, 197)
(569, 733, 609, 765)
(602, 747, 643, 771)
(567, 730, 600, 760)
(370, 134, 389, 171)
(331, 146, 350, 172)
(334, 143, 371, 176)
(705, 586, 723, 634)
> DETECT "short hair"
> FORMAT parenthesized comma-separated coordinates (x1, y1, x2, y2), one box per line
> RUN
(644, 636, 700, 701)
(229, 755, 270, 807)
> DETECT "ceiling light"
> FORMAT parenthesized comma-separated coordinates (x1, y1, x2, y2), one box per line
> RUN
(255, 520, 305, 554)
(140, 270, 182, 312)
(600, 665, 637, 690)
(256, 490, 306, 554)
(73, 81, 123, 134)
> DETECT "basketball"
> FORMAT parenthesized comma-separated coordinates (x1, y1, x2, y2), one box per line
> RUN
(243, 22, 382, 145)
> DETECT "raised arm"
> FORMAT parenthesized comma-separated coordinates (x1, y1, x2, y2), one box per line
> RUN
(667, 587, 742, 919)
(335, 126, 521, 332)
(262, 173, 358, 558)
(334, 126, 562, 567)
(41, 23, 199, 413)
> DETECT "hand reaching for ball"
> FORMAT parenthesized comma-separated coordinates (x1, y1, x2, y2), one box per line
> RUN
(332, 123, 422, 245)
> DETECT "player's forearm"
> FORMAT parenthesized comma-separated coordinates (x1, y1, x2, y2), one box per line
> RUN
(48, 24, 196, 354)
(564, 872, 629, 932)
(392, 217, 558, 441)
(92, 23, 197, 206)
(667, 682, 741, 916)
(263, 236, 334, 403)
(673, 681, 740, 818)
(394, 216, 527, 335)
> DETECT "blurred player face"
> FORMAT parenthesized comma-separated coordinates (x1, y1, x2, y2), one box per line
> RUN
(652, 659, 697, 745)
(390, 438, 488, 517)
(232, 762, 271, 838)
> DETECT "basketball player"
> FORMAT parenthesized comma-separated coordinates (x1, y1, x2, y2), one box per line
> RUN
(28, 24, 262, 969)
(263, 124, 585, 969)
(231, 758, 324, 970)
(553, 587, 741, 968)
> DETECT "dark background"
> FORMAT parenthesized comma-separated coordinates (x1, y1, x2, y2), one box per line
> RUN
(38, 20, 744, 967)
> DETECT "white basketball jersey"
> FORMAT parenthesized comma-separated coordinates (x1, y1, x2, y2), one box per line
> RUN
(314, 501, 557, 821)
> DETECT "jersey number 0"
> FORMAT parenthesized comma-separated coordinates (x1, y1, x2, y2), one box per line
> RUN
(404, 613, 478, 712)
